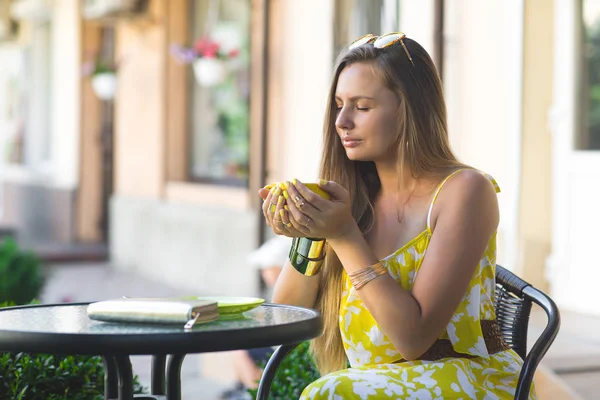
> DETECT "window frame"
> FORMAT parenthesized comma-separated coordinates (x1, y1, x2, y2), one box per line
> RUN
(578, 0, 600, 150)
(165, 0, 268, 208)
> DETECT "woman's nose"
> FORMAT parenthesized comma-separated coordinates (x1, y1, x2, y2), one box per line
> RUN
(335, 108, 354, 131)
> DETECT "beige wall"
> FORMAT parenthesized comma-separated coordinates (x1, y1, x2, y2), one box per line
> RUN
(50, 0, 82, 189)
(443, 0, 524, 269)
(77, 23, 103, 241)
(267, 0, 335, 184)
(114, 0, 166, 198)
(442, 0, 553, 288)
(517, 0, 553, 289)
(399, 0, 436, 56)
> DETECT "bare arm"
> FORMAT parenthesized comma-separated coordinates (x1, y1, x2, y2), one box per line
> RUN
(286, 171, 499, 360)
(257, 186, 320, 309)
(271, 259, 320, 309)
(328, 170, 499, 360)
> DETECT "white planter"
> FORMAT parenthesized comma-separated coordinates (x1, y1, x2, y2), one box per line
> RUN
(192, 58, 227, 87)
(91, 73, 117, 100)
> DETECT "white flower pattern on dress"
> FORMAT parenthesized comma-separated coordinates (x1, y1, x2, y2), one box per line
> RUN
(345, 340, 373, 366)
(344, 305, 363, 332)
(366, 325, 391, 347)
(300, 173, 537, 400)
(466, 284, 481, 319)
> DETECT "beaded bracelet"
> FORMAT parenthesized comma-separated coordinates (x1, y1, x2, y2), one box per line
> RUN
(348, 262, 388, 290)
(288, 237, 326, 276)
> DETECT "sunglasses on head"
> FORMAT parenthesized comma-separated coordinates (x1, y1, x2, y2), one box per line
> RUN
(349, 32, 415, 67)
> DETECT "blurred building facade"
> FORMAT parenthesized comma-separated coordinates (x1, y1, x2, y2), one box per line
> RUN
(0, 0, 81, 247)
(0, 0, 596, 315)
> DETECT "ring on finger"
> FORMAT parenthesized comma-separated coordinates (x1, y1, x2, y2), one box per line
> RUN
(301, 216, 312, 227)
(269, 203, 276, 213)
(293, 195, 302, 204)
(297, 199, 306, 208)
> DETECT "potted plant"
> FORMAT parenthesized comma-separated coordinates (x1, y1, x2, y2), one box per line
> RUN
(82, 58, 119, 100)
(170, 35, 240, 87)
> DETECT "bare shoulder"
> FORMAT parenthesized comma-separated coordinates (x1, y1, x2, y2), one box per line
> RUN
(431, 168, 499, 230)
(443, 169, 498, 200)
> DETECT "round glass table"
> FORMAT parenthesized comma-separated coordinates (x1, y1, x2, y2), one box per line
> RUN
(0, 302, 322, 400)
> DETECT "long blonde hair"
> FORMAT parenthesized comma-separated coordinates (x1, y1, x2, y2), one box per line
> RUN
(310, 38, 466, 374)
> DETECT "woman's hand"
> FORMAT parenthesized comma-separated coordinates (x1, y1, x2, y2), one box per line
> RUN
(259, 184, 310, 238)
(260, 186, 286, 234)
(257, 185, 298, 237)
(283, 179, 355, 239)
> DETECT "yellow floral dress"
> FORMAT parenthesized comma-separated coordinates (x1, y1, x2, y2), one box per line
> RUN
(300, 171, 536, 399)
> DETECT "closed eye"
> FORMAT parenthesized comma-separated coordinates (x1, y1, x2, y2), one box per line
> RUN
(335, 104, 370, 112)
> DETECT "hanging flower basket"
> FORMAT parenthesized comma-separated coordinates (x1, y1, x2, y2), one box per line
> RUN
(170, 35, 240, 88)
(91, 72, 118, 100)
(192, 58, 227, 87)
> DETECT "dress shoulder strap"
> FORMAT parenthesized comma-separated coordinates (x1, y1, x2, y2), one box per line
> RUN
(425, 168, 501, 231)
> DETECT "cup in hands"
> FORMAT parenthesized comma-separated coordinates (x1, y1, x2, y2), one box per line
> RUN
(263, 182, 331, 200)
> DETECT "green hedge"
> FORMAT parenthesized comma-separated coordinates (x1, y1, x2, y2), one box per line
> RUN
(0, 237, 43, 305)
(0, 302, 146, 400)
(0, 352, 145, 400)
(0, 235, 147, 399)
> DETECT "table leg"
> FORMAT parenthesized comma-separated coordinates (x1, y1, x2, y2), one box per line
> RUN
(151, 355, 166, 395)
(166, 354, 186, 400)
(256, 344, 299, 400)
(114, 355, 134, 400)
(103, 356, 119, 400)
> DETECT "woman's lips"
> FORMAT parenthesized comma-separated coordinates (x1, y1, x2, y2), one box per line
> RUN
(342, 138, 361, 148)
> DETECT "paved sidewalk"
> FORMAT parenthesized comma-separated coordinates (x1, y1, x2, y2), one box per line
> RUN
(39, 262, 600, 399)
(528, 306, 600, 399)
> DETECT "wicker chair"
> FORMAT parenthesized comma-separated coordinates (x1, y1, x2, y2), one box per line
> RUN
(256, 264, 561, 400)
(495, 264, 561, 399)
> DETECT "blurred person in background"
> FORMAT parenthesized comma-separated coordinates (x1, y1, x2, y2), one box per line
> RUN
(258, 32, 536, 399)
(220, 236, 291, 400)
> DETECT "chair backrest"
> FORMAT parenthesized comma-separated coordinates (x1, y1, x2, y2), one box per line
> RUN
(494, 264, 561, 400)
(494, 265, 533, 359)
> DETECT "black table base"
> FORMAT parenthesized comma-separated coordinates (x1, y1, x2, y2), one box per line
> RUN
(103, 354, 186, 400)
(152, 355, 166, 394)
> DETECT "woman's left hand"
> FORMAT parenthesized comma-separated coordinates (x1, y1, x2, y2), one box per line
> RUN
(281, 179, 355, 239)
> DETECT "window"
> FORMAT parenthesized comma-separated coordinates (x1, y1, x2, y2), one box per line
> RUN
(334, 1, 445, 77)
(580, 0, 600, 149)
(333, 0, 399, 58)
(188, 0, 251, 186)
(0, 47, 26, 166)
(3, 22, 52, 169)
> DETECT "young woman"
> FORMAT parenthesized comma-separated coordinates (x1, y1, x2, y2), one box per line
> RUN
(259, 32, 535, 399)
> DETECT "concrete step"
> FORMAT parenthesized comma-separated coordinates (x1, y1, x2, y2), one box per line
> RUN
(32, 242, 108, 263)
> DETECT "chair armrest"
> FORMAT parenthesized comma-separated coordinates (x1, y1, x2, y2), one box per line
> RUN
(515, 286, 561, 400)
(256, 342, 302, 400)
(496, 265, 530, 296)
